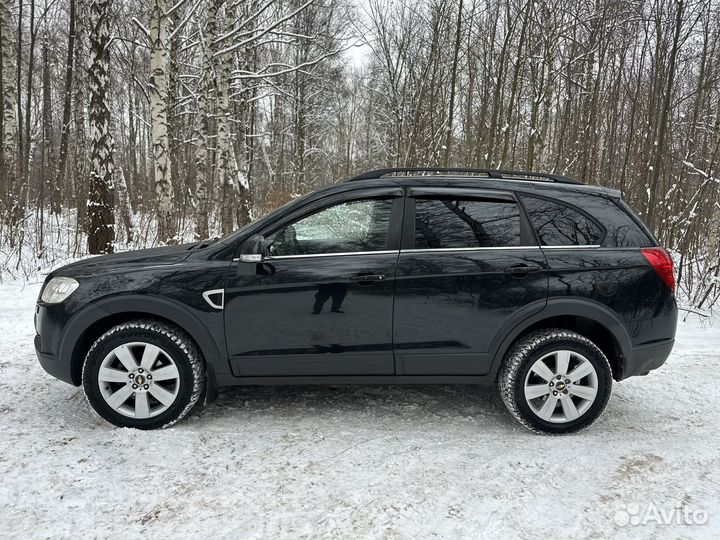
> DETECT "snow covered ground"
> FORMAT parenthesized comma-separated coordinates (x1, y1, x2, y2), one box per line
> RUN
(1, 277, 719, 540)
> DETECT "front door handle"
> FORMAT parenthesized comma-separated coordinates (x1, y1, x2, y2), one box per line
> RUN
(504, 264, 541, 277)
(350, 273, 386, 284)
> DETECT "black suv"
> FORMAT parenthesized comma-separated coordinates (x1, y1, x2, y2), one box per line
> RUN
(35, 167, 677, 433)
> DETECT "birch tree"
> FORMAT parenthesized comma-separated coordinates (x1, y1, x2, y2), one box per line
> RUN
(53, 0, 77, 216)
(215, 0, 236, 236)
(0, 0, 17, 215)
(87, 0, 115, 254)
(149, 0, 176, 243)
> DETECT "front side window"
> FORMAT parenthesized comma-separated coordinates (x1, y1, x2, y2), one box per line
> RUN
(414, 198, 522, 249)
(266, 198, 394, 256)
(521, 195, 603, 246)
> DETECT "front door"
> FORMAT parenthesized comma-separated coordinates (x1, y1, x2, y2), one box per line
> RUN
(224, 190, 403, 377)
(393, 188, 549, 375)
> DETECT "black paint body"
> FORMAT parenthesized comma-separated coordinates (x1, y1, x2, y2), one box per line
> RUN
(35, 176, 677, 393)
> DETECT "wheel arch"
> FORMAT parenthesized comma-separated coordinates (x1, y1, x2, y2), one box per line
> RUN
(489, 298, 631, 381)
(60, 295, 223, 397)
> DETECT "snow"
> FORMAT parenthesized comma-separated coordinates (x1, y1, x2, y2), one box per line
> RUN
(1, 278, 719, 539)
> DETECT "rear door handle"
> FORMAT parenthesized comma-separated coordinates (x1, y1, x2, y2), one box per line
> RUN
(504, 264, 541, 275)
(350, 273, 386, 283)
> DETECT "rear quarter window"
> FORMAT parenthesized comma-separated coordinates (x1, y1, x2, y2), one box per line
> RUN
(554, 192, 655, 248)
(520, 195, 603, 246)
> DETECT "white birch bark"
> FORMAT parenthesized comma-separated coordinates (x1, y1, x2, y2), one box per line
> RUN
(149, 0, 176, 243)
(115, 166, 133, 243)
(87, 0, 115, 254)
(216, 0, 235, 236)
(1, 0, 18, 210)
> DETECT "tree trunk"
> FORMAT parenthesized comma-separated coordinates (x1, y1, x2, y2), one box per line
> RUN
(53, 0, 76, 215)
(193, 0, 220, 240)
(73, 0, 88, 239)
(0, 0, 18, 215)
(646, 0, 685, 232)
(87, 0, 115, 254)
(115, 166, 133, 243)
(149, 0, 176, 244)
(42, 38, 57, 216)
(442, 0, 463, 167)
(216, 0, 237, 236)
(21, 0, 33, 187)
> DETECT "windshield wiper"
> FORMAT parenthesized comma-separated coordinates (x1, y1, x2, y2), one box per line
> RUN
(188, 237, 220, 250)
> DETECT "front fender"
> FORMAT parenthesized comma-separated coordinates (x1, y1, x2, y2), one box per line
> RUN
(61, 293, 227, 385)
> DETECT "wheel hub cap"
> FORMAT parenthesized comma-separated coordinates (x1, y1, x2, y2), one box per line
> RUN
(523, 349, 599, 424)
(97, 342, 181, 419)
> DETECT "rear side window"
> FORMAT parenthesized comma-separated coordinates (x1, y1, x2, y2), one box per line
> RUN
(521, 195, 603, 246)
(414, 198, 521, 249)
(562, 193, 654, 247)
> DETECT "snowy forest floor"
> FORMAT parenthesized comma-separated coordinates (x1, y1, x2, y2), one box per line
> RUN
(1, 277, 719, 539)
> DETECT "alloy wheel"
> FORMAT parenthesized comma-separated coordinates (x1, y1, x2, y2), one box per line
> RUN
(523, 349, 599, 423)
(97, 342, 180, 419)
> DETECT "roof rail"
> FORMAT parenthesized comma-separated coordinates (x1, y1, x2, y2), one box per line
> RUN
(346, 167, 583, 185)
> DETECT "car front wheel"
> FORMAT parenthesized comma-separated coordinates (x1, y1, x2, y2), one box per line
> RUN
(499, 329, 613, 434)
(82, 320, 205, 429)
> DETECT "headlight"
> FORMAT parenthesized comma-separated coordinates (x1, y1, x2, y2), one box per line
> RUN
(41, 277, 80, 304)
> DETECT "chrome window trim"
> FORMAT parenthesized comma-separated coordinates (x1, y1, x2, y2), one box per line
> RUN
(540, 245, 601, 249)
(400, 245, 600, 254)
(262, 245, 601, 259)
(265, 249, 399, 260)
(401, 246, 539, 254)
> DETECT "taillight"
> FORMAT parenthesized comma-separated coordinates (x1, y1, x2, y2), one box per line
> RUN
(641, 247, 675, 292)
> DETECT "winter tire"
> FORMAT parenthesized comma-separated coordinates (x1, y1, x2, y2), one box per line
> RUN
(499, 329, 612, 434)
(82, 320, 205, 429)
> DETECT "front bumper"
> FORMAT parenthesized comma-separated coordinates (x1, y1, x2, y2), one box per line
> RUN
(620, 338, 675, 380)
(35, 345, 75, 385)
(34, 303, 77, 386)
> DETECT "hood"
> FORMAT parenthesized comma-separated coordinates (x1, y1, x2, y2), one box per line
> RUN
(55, 243, 197, 276)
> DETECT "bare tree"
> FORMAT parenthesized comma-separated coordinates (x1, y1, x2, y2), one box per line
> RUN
(53, 0, 77, 216)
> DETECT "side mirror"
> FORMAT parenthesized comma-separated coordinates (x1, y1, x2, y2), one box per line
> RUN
(238, 235, 266, 263)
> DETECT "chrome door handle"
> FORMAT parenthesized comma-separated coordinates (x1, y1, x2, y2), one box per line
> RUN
(350, 273, 386, 282)
(504, 264, 541, 275)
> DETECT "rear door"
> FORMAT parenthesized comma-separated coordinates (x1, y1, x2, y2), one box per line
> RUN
(393, 187, 548, 375)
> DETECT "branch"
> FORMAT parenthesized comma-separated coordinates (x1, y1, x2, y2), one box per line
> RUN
(230, 47, 347, 80)
(213, 0, 314, 56)
(131, 17, 150, 38)
(169, 0, 204, 41)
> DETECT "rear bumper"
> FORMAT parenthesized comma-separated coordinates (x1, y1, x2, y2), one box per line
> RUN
(620, 338, 675, 380)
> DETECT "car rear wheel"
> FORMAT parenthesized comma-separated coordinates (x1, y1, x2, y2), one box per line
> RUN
(498, 329, 612, 434)
(82, 320, 204, 429)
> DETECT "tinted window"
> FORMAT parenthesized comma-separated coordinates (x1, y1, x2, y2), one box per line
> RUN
(521, 195, 603, 246)
(414, 198, 521, 249)
(559, 193, 654, 247)
(266, 198, 394, 256)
